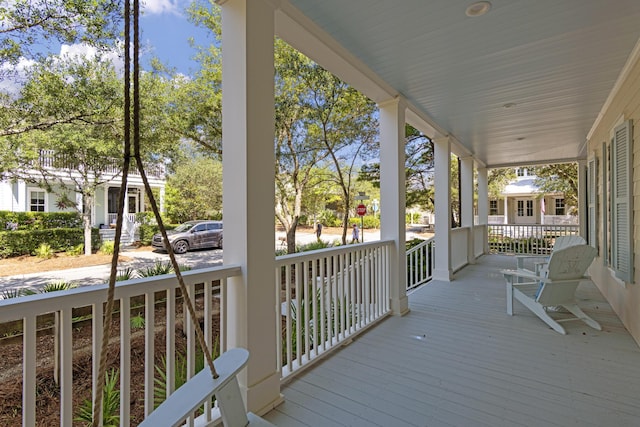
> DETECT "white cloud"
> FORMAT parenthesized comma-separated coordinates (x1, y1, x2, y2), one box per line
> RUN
(0, 57, 36, 94)
(59, 43, 125, 75)
(142, 0, 183, 15)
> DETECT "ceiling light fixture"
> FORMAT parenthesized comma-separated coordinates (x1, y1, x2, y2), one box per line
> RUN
(503, 102, 516, 108)
(517, 137, 526, 141)
(466, 1, 492, 17)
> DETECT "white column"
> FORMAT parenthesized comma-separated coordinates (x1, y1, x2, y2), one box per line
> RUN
(159, 186, 165, 215)
(379, 98, 408, 315)
(221, 0, 281, 414)
(578, 159, 587, 239)
(433, 136, 452, 281)
(460, 156, 475, 264)
(503, 197, 508, 224)
(17, 181, 26, 210)
(477, 166, 489, 254)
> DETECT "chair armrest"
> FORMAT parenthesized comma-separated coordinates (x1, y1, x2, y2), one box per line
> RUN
(500, 268, 540, 282)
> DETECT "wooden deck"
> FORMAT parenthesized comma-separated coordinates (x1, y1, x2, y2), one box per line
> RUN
(263, 255, 640, 427)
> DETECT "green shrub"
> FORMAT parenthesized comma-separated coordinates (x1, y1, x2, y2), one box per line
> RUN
(34, 243, 54, 259)
(66, 243, 84, 256)
(75, 368, 120, 426)
(0, 227, 86, 258)
(40, 281, 76, 293)
(349, 215, 379, 229)
(116, 267, 136, 281)
(0, 211, 81, 231)
(130, 314, 145, 329)
(99, 241, 115, 255)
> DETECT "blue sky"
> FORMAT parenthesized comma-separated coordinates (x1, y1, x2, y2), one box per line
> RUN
(139, 0, 212, 75)
(2, 0, 211, 84)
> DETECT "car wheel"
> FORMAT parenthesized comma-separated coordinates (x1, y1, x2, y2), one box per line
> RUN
(173, 240, 189, 254)
(218, 237, 223, 249)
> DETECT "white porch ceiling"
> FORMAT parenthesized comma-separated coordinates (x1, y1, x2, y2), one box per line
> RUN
(279, 0, 640, 168)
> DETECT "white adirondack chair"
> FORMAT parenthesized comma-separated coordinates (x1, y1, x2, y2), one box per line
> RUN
(515, 234, 586, 274)
(502, 244, 600, 335)
(139, 348, 274, 427)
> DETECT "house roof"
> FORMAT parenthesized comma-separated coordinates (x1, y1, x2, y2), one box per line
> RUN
(279, 0, 640, 168)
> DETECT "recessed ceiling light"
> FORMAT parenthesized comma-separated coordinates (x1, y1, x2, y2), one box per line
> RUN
(503, 102, 516, 108)
(517, 137, 526, 141)
(466, 1, 492, 17)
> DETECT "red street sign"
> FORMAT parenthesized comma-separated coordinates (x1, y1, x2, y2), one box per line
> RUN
(356, 204, 367, 216)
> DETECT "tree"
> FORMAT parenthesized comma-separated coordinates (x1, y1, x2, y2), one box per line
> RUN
(0, 54, 184, 254)
(274, 40, 333, 253)
(301, 64, 378, 244)
(359, 124, 435, 211)
(532, 163, 578, 213)
(0, 56, 123, 254)
(165, 155, 223, 223)
(1, 0, 121, 68)
(487, 168, 517, 199)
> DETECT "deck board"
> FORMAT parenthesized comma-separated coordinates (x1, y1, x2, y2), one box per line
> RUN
(263, 255, 640, 426)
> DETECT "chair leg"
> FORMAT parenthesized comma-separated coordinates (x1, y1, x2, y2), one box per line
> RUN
(562, 304, 602, 331)
(506, 279, 514, 315)
(513, 290, 566, 334)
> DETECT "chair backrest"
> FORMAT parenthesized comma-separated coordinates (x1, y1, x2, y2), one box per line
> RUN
(545, 244, 596, 281)
(553, 235, 586, 252)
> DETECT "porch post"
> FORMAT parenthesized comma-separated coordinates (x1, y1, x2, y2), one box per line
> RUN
(503, 197, 508, 224)
(433, 136, 452, 281)
(379, 98, 408, 315)
(220, 0, 281, 414)
(477, 166, 489, 254)
(460, 156, 475, 264)
(577, 159, 587, 239)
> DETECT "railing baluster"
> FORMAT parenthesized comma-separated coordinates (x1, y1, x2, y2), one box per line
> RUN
(120, 298, 131, 426)
(60, 307, 73, 426)
(92, 302, 104, 427)
(144, 291, 155, 416)
(23, 315, 36, 427)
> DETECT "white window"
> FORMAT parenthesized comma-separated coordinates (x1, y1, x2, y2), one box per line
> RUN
(29, 189, 46, 212)
(611, 120, 633, 283)
(526, 200, 533, 216)
(517, 200, 524, 216)
(489, 200, 498, 215)
(516, 200, 533, 217)
(555, 198, 565, 215)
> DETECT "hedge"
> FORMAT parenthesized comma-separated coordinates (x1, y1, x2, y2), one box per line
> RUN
(0, 228, 100, 258)
(0, 211, 82, 231)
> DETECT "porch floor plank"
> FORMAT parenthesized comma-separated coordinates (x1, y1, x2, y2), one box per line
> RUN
(263, 255, 640, 426)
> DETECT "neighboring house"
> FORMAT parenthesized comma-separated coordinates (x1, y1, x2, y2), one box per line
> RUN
(488, 167, 576, 225)
(0, 150, 165, 241)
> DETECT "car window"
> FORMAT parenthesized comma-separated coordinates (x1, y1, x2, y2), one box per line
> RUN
(193, 224, 207, 232)
(174, 222, 195, 232)
(208, 223, 222, 230)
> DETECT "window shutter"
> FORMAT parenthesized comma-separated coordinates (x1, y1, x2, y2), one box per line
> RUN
(587, 158, 598, 250)
(611, 120, 633, 283)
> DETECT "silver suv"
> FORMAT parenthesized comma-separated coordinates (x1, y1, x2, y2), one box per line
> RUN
(152, 220, 223, 254)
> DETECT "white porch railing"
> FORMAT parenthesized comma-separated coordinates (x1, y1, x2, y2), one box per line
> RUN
(275, 240, 393, 380)
(406, 237, 434, 291)
(488, 224, 580, 254)
(0, 266, 240, 426)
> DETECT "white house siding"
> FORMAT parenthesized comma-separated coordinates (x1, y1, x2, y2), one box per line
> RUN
(0, 181, 14, 211)
(586, 46, 640, 346)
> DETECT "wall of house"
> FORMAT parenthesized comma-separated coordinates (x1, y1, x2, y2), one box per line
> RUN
(586, 49, 640, 345)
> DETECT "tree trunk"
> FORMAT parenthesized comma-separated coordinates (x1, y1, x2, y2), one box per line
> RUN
(83, 196, 93, 255)
(286, 217, 299, 254)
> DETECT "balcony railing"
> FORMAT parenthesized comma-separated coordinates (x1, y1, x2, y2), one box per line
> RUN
(488, 224, 580, 254)
(0, 265, 241, 426)
(406, 237, 434, 291)
(275, 240, 393, 379)
(37, 150, 165, 179)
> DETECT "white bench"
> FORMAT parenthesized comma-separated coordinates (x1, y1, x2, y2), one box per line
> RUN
(139, 348, 275, 427)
